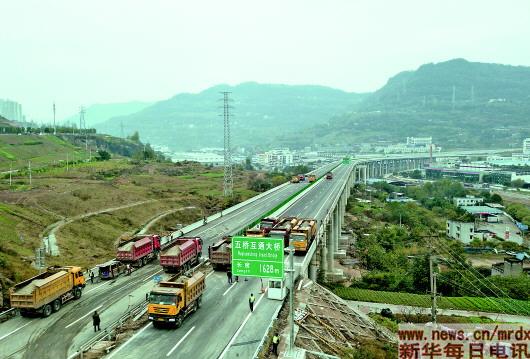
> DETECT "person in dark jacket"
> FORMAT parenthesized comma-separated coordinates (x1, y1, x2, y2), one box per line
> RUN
(227, 270, 233, 284)
(92, 310, 101, 332)
(249, 293, 255, 312)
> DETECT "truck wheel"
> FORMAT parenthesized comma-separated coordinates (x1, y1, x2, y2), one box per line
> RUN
(142, 257, 147, 266)
(152, 321, 160, 329)
(197, 296, 202, 309)
(42, 304, 53, 317)
(74, 287, 82, 299)
(175, 315, 183, 328)
(20, 309, 30, 318)
(52, 299, 62, 312)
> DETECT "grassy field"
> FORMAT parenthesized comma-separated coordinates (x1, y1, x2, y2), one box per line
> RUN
(0, 159, 257, 288)
(0, 134, 88, 171)
(334, 287, 530, 316)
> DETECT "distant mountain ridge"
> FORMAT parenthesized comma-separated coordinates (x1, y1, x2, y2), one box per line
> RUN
(291, 59, 530, 150)
(95, 82, 366, 150)
(61, 101, 153, 127)
(363, 58, 530, 110)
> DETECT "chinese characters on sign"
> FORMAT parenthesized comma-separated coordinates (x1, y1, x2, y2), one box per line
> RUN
(231, 236, 284, 279)
(398, 323, 530, 359)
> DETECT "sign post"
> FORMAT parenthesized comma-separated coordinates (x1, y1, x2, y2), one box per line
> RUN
(231, 236, 284, 279)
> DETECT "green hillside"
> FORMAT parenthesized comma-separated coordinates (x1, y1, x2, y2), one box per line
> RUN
(0, 134, 85, 171)
(285, 59, 530, 150)
(95, 82, 367, 151)
(61, 101, 152, 127)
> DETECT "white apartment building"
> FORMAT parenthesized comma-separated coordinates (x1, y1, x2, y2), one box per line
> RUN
(255, 149, 294, 168)
(523, 138, 530, 155)
(446, 220, 476, 244)
(453, 195, 484, 207)
(406, 137, 432, 146)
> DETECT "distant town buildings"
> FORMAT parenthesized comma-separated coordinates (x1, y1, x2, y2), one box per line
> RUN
(523, 138, 530, 155)
(0, 99, 24, 122)
(255, 148, 294, 168)
(426, 155, 530, 186)
(453, 195, 484, 207)
(370, 136, 440, 154)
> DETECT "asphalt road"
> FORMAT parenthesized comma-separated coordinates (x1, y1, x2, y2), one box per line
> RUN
(0, 163, 336, 359)
(108, 164, 352, 359)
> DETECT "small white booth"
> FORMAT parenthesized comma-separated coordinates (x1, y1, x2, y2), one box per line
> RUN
(267, 277, 287, 300)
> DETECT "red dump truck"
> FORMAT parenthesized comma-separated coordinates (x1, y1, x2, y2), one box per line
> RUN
(208, 236, 232, 270)
(159, 237, 203, 273)
(10, 266, 85, 317)
(269, 217, 298, 247)
(291, 218, 318, 253)
(116, 234, 161, 267)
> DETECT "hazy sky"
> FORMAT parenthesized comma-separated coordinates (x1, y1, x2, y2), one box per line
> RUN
(1, 0, 529, 121)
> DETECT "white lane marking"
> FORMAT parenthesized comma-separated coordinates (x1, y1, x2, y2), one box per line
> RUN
(0, 320, 33, 341)
(166, 326, 196, 356)
(107, 322, 152, 359)
(222, 282, 237, 296)
(143, 269, 163, 282)
(65, 305, 103, 329)
(218, 292, 266, 359)
(84, 282, 106, 294)
(297, 280, 303, 291)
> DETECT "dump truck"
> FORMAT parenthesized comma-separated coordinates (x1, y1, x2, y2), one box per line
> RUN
(290, 219, 317, 253)
(148, 271, 205, 328)
(208, 236, 232, 270)
(269, 217, 298, 247)
(260, 217, 277, 234)
(326, 172, 333, 180)
(10, 266, 85, 317)
(160, 237, 202, 273)
(116, 234, 161, 267)
(290, 176, 299, 183)
(245, 226, 265, 237)
(308, 174, 316, 183)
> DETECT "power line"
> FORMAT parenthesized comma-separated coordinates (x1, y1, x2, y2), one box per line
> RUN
(434, 238, 528, 315)
(221, 92, 233, 197)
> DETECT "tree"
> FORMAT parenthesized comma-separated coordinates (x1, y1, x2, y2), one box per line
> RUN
(128, 131, 140, 142)
(490, 193, 503, 204)
(96, 150, 111, 161)
(244, 157, 254, 170)
(511, 179, 525, 188)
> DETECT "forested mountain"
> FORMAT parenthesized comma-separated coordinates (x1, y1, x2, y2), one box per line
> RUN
(95, 82, 366, 150)
(284, 59, 530, 150)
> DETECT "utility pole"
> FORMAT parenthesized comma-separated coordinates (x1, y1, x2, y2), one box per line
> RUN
(28, 161, 32, 185)
(221, 92, 233, 197)
(285, 245, 295, 355)
(53, 102, 56, 135)
(66, 153, 69, 172)
(452, 85, 456, 110)
(429, 249, 437, 324)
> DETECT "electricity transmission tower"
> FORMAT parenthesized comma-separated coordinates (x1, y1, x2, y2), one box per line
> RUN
(221, 92, 233, 197)
(79, 107, 86, 135)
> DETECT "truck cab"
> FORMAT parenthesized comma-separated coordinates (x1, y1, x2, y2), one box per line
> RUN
(148, 271, 205, 328)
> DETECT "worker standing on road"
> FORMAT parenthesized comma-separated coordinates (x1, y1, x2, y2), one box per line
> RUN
(249, 293, 255, 312)
(89, 271, 95, 284)
(272, 333, 280, 356)
(227, 270, 233, 284)
(92, 311, 101, 332)
(126, 264, 131, 275)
